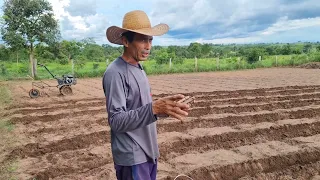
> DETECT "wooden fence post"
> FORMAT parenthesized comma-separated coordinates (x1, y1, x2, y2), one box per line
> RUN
(72, 59, 74, 75)
(34, 58, 37, 78)
(216, 57, 220, 70)
(195, 56, 198, 72)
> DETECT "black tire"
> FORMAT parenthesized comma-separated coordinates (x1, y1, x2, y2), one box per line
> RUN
(59, 85, 73, 96)
(29, 89, 40, 98)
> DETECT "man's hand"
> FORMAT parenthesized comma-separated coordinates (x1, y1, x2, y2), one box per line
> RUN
(152, 94, 190, 121)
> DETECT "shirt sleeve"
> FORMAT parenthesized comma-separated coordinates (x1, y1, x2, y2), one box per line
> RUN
(103, 71, 157, 133)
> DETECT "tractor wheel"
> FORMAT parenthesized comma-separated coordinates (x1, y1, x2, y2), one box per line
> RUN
(29, 89, 40, 98)
(60, 85, 73, 96)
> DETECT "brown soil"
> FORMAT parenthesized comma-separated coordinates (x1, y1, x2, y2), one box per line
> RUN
(1, 67, 320, 180)
(298, 62, 320, 69)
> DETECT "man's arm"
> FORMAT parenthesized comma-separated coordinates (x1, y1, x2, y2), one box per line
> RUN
(103, 71, 157, 133)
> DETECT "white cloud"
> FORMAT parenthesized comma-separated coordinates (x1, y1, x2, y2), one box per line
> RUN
(150, 0, 281, 31)
(45, 0, 320, 46)
(48, 0, 110, 43)
(197, 36, 262, 44)
(48, 0, 70, 20)
(261, 17, 320, 35)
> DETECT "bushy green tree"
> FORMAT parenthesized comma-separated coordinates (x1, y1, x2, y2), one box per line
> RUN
(1, 0, 60, 78)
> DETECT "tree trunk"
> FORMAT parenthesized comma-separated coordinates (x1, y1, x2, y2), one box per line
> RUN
(30, 43, 37, 78)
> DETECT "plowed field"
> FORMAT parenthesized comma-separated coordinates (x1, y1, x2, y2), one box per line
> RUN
(1, 68, 320, 180)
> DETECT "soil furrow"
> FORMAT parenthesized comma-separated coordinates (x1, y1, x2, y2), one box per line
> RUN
(8, 93, 319, 118)
(4, 97, 103, 110)
(24, 107, 320, 141)
(10, 108, 105, 125)
(190, 99, 320, 117)
(10, 98, 319, 125)
(6, 130, 110, 160)
(154, 85, 320, 99)
(25, 117, 107, 135)
(195, 88, 320, 100)
(158, 107, 320, 133)
(159, 121, 320, 161)
(32, 157, 111, 180)
(12, 92, 320, 116)
(194, 93, 320, 106)
(13, 100, 105, 115)
(239, 161, 320, 180)
(171, 148, 320, 180)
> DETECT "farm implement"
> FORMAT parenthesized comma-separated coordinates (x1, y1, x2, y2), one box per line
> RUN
(29, 63, 77, 98)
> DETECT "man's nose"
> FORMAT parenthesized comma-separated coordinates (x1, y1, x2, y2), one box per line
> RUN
(145, 40, 152, 50)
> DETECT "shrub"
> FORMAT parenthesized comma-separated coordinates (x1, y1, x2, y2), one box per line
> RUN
(1, 64, 7, 75)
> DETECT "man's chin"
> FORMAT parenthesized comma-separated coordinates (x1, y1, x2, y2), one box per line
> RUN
(139, 57, 148, 61)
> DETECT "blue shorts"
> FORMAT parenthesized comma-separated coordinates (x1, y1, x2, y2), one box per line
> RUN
(114, 160, 157, 180)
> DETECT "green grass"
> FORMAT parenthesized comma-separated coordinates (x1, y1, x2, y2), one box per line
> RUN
(0, 85, 12, 107)
(0, 119, 14, 132)
(0, 53, 319, 80)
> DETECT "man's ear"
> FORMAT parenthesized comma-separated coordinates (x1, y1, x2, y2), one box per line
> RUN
(122, 36, 129, 48)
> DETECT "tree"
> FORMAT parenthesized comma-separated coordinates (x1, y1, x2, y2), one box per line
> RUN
(1, 0, 60, 78)
(281, 43, 292, 55)
(34, 43, 55, 62)
(246, 48, 266, 64)
(82, 42, 105, 62)
(60, 40, 81, 62)
(0, 45, 10, 61)
(303, 43, 312, 54)
(266, 46, 275, 55)
(188, 42, 202, 58)
(155, 48, 169, 64)
(201, 44, 212, 58)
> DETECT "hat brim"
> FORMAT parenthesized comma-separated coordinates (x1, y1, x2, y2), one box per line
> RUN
(106, 23, 169, 45)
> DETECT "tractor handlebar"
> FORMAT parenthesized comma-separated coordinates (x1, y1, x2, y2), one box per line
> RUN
(37, 63, 56, 79)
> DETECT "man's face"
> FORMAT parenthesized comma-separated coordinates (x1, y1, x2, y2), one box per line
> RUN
(127, 33, 153, 62)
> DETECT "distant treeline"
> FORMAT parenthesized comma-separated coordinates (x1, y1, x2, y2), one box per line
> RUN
(0, 39, 320, 65)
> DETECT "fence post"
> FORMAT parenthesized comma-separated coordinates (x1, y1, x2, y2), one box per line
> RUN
(237, 57, 240, 69)
(216, 57, 220, 70)
(195, 56, 198, 72)
(72, 59, 74, 75)
(34, 58, 37, 78)
(169, 58, 172, 69)
(259, 56, 261, 61)
(275, 56, 278, 67)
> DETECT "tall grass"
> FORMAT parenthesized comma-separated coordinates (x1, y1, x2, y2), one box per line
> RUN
(0, 53, 319, 80)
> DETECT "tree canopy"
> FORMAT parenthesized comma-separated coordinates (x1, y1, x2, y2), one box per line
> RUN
(1, 0, 60, 78)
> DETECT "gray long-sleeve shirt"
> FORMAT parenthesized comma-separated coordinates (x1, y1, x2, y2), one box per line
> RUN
(102, 57, 159, 166)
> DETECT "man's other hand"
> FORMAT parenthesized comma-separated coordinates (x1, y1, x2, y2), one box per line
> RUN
(152, 94, 190, 121)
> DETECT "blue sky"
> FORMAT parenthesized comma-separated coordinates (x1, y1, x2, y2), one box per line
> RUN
(1, 0, 320, 46)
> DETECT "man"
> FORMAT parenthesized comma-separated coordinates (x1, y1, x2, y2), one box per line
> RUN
(103, 10, 190, 180)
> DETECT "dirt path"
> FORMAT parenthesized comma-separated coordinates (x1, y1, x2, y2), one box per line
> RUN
(1, 67, 320, 180)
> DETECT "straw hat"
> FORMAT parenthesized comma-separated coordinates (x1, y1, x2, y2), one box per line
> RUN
(106, 10, 169, 45)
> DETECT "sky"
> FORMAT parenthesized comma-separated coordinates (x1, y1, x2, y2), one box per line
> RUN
(1, 0, 320, 46)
